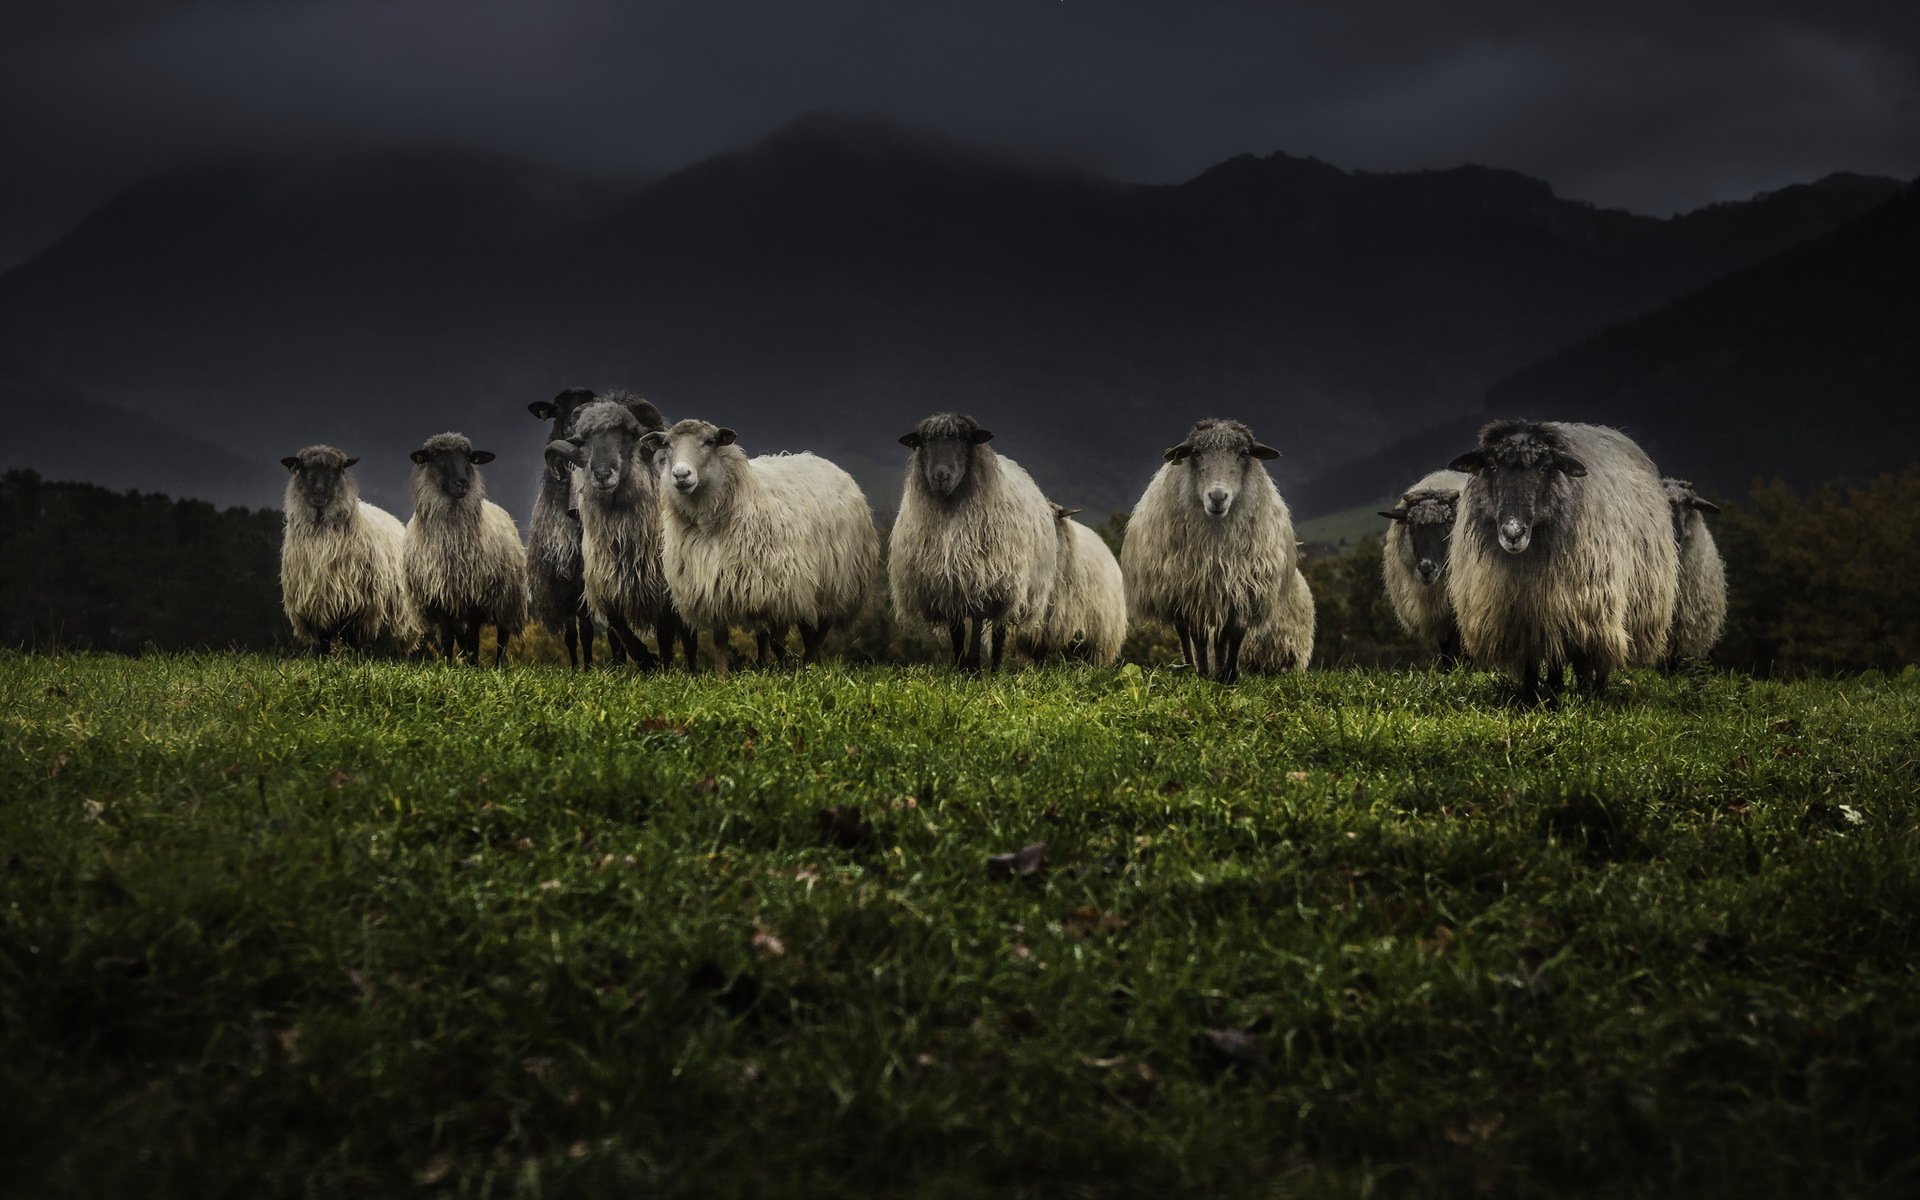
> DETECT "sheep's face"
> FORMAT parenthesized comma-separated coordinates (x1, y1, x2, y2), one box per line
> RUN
(1662, 478, 1720, 546)
(900, 413, 992, 500)
(282, 446, 359, 513)
(1381, 493, 1458, 586)
(569, 426, 641, 495)
(529, 387, 598, 444)
(410, 436, 493, 501)
(1450, 424, 1585, 556)
(1163, 419, 1278, 520)
(649, 420, 736, 498)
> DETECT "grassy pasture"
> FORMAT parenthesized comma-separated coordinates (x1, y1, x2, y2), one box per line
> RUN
(2, 653, 1918, 1197)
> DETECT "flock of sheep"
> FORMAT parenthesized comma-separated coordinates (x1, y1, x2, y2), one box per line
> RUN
(280, 390, 1726, 697)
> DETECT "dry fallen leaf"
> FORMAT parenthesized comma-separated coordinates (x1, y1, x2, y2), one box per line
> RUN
(1197, 1028, 1268, 1074)
(986, 841, 1046, 880)
(414, 1154, 452, 1186)
(325, 768, 352, 789)
(749, 925, 786, 960)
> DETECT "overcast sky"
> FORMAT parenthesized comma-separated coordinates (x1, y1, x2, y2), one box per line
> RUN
(3, 0, 1917, 269)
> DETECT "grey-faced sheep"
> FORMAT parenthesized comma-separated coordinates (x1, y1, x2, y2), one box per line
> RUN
(1446, 420, 1678, 701)
(403, 432, 529, 665)
(888, 413, 1056, 673)
(643, 419, 879, 677)
(526, 386, 604, 668)
(279, 445, 419, 654)
(1240, 564, 1315, 673)
(552, 398, 695, 670)
(1120, 418, 1295, 682)
(1012, 503, 1127, 665)
(1379, 468, 1471, 660)
(1662, 477, 1727, 666)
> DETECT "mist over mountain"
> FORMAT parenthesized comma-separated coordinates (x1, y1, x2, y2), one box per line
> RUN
(0, 115, 1900, 518)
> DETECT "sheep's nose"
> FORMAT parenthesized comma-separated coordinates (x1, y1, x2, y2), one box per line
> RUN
(1417, 558, 1439, 583)
(1206, 488, 1229, 513)
(1498, 519, 1530, 553)
(671, 466, 692, 481)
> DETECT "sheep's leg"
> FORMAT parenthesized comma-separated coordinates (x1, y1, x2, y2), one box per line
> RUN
(1572, 652, 1610, 697)
(1438, 627, 1462, 670)
(578, 608, 595, 668)
(463, 616, 484, 666)
(710, 623, 731, 679)
(655, 614, 678, 670)
(989, 620, 1008, 674)
(1219, 620, 1245, 684)
(948, 623, 966, 666)
(493, 627, 511, 668)
(1517, 657, 1542, 705)
(679, 620, 699, 671)
(799, 621, 828, 665)
(963, 618, 984, 674)
(605, 612, 657, 669)
(607, 620, 628, 666)
(1175, 621, 1194, 669)
(563, 616, 579, 669)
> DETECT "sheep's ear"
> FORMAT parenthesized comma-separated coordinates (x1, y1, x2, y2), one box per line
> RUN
(1554, 453, 1587, 478)
(281, 456, 301, 472)
(899, 432, 923, 448)
(410, 449, 431, 465)
(1163, 443, 1193, 463)
(342, 456, 359, 469)
(528, 401, 556, 420)
(1379, 507, 1409, 522)
(1448, 450, 1485, 474)
(1058, 506, 1081, 519)
(969, 428, 994, 445)
(1690, 496, 1721, 515)
(639, 431, 667, 453)
(714, 428, 737, 446)
(468, 450, 496, 465)
(1250, 443, 1280, 460)
(629, 399, 665, 430)
(549, 440, 587, 468)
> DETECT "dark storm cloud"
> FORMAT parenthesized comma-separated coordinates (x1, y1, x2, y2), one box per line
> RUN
(2, 0, 1917, 266)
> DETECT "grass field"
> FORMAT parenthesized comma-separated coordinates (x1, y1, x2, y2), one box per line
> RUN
(3, 653, 1919, 1198)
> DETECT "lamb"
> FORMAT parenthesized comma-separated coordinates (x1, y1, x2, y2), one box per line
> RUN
(1379, 468, 1472, 659)
(525, 386, 604, 668)
(1120, 418, 1295, 681)
(1446, 420, 1678, 701)
(278, 445, 419, 654)
(1240, 565, 1316, 673)
(551, 398, 694, 669)
(644, 418, 879, 676)
(1662, 477, 1727, 666)
(888, 413, 1056, 672)
(1012, 503, 1127, 665)
(403, 432, 529, 665)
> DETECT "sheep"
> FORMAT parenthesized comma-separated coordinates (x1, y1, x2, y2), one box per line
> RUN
(1662, 477, 1727, 666)
(1240, 565, 1316, 673)
(278, 445, 419, 654)
(525, 386, 603, 668)
(644, 418, 879, 676)
(1446, 420, 1678, 701)
(550, 398, 695, 670)
(888, 413, 1056, 672)
(1379, 468, 1471, 659)
(403, 432, 529, 665)
(1120, 418, 1295, 682)
(1012, 503, 1127, 665)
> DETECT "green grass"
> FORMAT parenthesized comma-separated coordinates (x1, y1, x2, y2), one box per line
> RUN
(3, 653, 1919, 1198)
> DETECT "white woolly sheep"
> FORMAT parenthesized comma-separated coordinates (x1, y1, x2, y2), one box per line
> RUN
(1120, 418, 1296, 682)
(1446, 420, 1679, 701)
(1240, 564, 1316, 673)
(279, 445, 419, 654)
(1662, 477, 1727, 666)
(1013, 503, 1127, 665)
(1379, 468, 1471, 659)
(643, 418, 880, 676)
(552, 398, 695, 669)
(888, 412, 1056, 672)
(403, 432, 529, 665)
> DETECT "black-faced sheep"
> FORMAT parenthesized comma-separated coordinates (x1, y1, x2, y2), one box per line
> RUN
(526, 386, 603, 668)
(403, 432, 529, 665)
(279, 445, 418, 654)
(1120, 418, 1295, 682)
(888, 413, 1055, 673)
(1012, 503, 1127, 665)
(1662, 477, 1727, 666)
(552, 398, 694, 669)
(644, 419, 879, 677)
(1379, 468, 1471, 660)
(1446, 420, 1678, 701)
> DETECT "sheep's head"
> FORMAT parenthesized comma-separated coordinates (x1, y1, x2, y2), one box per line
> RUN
(645, 418, 737, 500)
(558, 400, 646, 496)
(1450, 420, 1585, 555)
(409, 432, 493, 501)
(1162, 419, 1278, 520)
(528, 387, 599, 442)
(900, 412, 992, 500)
(282, 445, 359, 513)
(1380, 488, 1460, 586)
(600, 390, 665, 437)
(1662, 477, 1721, 546)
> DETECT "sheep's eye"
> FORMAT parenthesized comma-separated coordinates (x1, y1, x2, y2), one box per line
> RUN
(704, 437, 715, 447)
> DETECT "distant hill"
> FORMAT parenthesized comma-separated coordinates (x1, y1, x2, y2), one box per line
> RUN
(0, 116, 1899, 515)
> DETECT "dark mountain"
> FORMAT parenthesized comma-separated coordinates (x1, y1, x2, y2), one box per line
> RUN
(1296, 178, 1920, 514)
(0, 116, 1899, 515)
